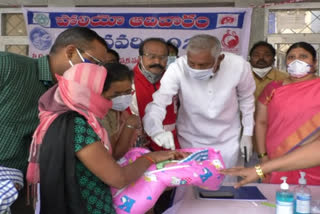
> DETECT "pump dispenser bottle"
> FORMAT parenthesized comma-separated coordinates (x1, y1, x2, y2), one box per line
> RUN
(276, 176, 294, 214)
(294, 171, 311, 214)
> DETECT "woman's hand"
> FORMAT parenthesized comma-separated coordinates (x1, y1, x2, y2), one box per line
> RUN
(219, 167, 259, 188)
(260, 156, 269, 164)
(145, 151, 190, 163)
(125, 114, 141, 129)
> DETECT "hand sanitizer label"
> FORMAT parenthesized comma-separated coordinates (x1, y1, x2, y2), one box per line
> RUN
(276, 201, 293, 214)
(296, 194, 311, 213)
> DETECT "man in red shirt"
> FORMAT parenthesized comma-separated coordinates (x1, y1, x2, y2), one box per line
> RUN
(130, 38, 180, 151)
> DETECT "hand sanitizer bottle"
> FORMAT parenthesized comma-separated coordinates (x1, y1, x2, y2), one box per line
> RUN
(294, 171, 311, 214)
(276, 176, 294, 214)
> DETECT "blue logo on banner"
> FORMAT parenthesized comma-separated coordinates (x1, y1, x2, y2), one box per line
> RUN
(29, 27, 52, 50)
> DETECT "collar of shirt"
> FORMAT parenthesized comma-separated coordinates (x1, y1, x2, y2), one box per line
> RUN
(265, 68, 276, 80)
(37, 55, 53, 87)
(38, 55, 52, 82)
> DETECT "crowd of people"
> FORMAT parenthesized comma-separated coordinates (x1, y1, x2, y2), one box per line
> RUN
(1, 26, 320, 214)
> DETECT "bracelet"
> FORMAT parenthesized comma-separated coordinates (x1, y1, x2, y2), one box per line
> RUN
(141, 155, 155, 165)
(125, 124, 136, 129)
(255, 164, 265, 179)
(258, 152, 268, 159)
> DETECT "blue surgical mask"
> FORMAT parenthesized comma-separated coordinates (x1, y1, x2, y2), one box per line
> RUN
(76, 48, 92, 63)
(68, 48, 99, 67)
(68, 49, 91, 67)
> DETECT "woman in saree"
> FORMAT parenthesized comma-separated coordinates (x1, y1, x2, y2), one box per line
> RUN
(255, 42, 320, 184)
(26, 62, 188, 214)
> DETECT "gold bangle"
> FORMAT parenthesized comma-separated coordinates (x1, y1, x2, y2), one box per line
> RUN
(255, 164, 265, 179)
(258, 152, 268, 159)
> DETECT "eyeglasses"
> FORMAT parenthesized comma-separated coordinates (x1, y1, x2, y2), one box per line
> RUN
(109, 89, 135, 99)
(123, 88, 135, 95)
(142, 53, 168, 61)
(77, 48, 103, 65)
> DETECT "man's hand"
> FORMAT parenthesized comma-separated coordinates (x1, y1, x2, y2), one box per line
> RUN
(152, 131, 175, 150)
(240, 135, 253, 163)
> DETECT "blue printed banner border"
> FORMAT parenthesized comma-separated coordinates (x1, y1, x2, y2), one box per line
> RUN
(27, 11, 245, 30)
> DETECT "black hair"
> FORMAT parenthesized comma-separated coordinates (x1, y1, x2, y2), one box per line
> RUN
(107, 49, 120, 62)
(138, 37, 169, 56)
(103, 63, 134, 91)
(249, 41, 276, 57)
(286, 42, 317, 62)
(50, 27, 108, 54)
(167, 41, 179, 56)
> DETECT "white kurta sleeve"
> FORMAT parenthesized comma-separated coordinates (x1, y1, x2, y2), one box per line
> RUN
(129, 83, 139, 116)
(237, 60, 256, 136)
(143, 64, 181, 138)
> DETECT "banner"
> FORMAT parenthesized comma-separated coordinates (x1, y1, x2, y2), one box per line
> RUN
(23, 7, 252, 68)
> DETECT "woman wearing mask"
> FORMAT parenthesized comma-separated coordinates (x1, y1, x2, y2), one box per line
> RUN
(26, 63, 188, 214)
(255, 42, 320, 184)
(101, 63, 141, 160)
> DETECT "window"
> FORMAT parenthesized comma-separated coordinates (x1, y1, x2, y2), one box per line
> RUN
(2, 13, 27, 36)
(266, 3, 320, 74)
(5, 44, 28, 55)
(0, 9, 28, 56)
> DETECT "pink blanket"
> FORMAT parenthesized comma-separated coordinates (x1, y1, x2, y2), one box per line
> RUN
(112, 147, 225, 214)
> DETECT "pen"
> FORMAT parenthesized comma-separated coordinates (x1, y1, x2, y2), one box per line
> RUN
(251, 201, 258, 207)
(244, 146, 248, 163)
(261, 202, 276, 208)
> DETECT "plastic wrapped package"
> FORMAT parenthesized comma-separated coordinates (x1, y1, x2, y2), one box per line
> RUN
(111, 147, 225, 214)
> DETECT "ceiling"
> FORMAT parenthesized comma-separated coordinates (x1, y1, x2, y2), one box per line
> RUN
(0, 0, 319, 7)
(0, 0, 233, 7)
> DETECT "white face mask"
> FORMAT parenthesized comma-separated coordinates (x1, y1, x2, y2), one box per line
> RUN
(252, 66, 272, 78)
(186, 63, 215, 80)
(111, 94, 133, 111)
(287, 59, 312, 78)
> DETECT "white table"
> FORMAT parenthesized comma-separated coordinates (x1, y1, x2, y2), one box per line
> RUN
(164, 184, 320, 214)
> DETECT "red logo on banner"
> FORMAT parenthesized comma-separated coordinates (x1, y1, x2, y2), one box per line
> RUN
(220, 16, 235, 25)
(221, 30, 239, 49)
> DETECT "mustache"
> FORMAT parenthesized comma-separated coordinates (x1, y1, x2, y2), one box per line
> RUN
(149, 64, 165, 70)
(256, 59, 267, 65)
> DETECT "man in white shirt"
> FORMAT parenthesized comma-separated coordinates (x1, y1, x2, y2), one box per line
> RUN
(143, 34, 256, 170)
